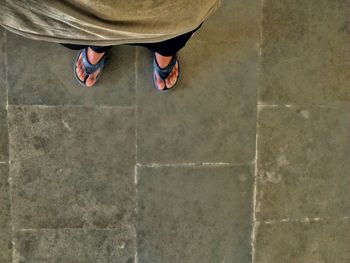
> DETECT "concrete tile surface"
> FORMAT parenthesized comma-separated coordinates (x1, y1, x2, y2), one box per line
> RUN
(194, 0, 261, 43)
(14, 229, 134, 263)
(0, 165, 12, 263)
(256, 106, 350, 220)
(0, 28, 8, 161)
(0, 110, 8, 161)
(0, 27, 7, 105)
(255, 219, 350, 263)
(7, 32, 136, 106)
(0, 27, 6, 108)
(137, 165, 253, 263)
(8, 106, 136, 230)
(136, 41, 258, 164)
(260, 0, 350, 105)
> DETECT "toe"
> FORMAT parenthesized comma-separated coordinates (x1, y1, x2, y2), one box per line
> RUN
(78, 72, 86, 81)
(77, 59, 83, 69)
(78, 63, 85, 72)
(86, 75, 95, 87)
(165, 63, 178, 88)
(155, 72, 165, 90)
(77, 65, 86, 81)
(85, 68, 100, 87)
(76, 53, 83, 67)
(171, 74, 177, 85)
(170, 75, 177, 87)
(165, 74, 173, 88)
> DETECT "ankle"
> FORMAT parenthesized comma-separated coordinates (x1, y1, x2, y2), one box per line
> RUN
(155, 53, 173, 69)
(87, 47, 105, 65)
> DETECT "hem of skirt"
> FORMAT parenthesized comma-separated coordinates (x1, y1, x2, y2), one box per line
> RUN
(1, 0, 221, 46)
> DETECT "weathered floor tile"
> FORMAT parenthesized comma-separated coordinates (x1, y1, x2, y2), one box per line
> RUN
(136, 41, 258, 164)
(255, 220, 350, 263)
(260, 0, 350, 105)
(8, 106, 136, 229)
(0, 27, 6, 108)
(0, 28, 8, 161)
(256, 106, 350, 220)
(0, 165, 12, 263)
(137, 165, 253, 263)
(6, 31, 135, 106)
(14, 229, 134, 263)
(194, 0, 260, 43)
(0, 110, 8, 161)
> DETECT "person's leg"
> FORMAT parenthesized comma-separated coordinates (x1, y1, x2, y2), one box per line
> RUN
(60, 44, 112, 53)
(130, 23, 203, 90)
(138, 22, 203, 56)
(60, 43, 88, 50)
(89, 45, 112, 53)
(61, 44, 112, 87)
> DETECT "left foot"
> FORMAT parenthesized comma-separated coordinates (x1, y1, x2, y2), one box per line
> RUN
(154, 53, 179, 90)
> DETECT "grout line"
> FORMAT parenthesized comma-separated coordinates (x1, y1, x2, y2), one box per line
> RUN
(5, 30, 8, 111)
(16, 228, 133, 232)
(257, 103, 350, 109)
(251, 0, 264, 262)
(6, 104, 135, 109)
(136, 162, 254, 168)
(263, 217, 322, 224)
(251, 117, 259, 263)
(261, 216, 350, 225)
(257, 104, 280, 108)
(134, 47, 139, 165)
(134, 47, 138, 263)
(251, 99, 259, 263)
(134, 165, 139, 263)
(257, 104, 296, 108)
(8, 165, 15, 262)
(134, 164, 138, 186)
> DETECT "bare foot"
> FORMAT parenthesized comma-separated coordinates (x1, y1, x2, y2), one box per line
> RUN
(75, 47, 105, 87)
(154, 52, 179, 90)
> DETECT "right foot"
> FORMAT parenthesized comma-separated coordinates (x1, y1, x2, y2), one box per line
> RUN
(75, 47, 105, 87)
(154, 52, 179, 90)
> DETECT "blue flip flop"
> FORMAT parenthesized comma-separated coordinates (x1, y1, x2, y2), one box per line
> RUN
(74, 47, 106, 87)
(153, 52, 180, 93)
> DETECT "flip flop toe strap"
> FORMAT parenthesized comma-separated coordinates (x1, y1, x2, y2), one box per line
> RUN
(153, 53, 177, 80)
(81, 48, 106, 75)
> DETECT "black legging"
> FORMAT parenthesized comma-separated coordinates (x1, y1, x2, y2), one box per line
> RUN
(60, 23, 202, 56)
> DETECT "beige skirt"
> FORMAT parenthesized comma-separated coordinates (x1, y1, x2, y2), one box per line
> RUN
(0, 0, 221, 46)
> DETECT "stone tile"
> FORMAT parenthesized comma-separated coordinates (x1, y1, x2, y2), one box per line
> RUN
(6, 31, 135, 106)
(0, 28, 8, 161)
(0, 27, 6, 108)
(193, 0, 260, 43)
(137, 165, 253, 263)
(0, 165, 12, 263)
(256, 106, 350, 220)
(0, 110, 8, 161)
(136, 41, 258, 164)
(260, 0, 350, 105)
(14, 229, 134, 263)
(255, 220, 350, 263)
(8, 106, 136, 229)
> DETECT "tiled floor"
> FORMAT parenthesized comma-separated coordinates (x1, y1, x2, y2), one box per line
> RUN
(1, 0, 349, 262)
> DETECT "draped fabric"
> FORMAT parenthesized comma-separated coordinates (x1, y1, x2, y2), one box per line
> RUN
(0, 0, 221, 46)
